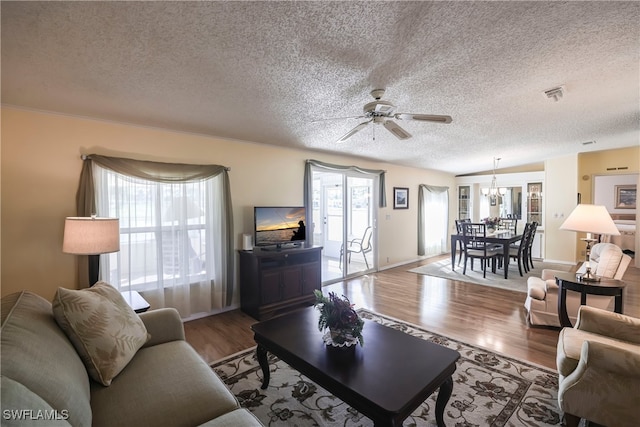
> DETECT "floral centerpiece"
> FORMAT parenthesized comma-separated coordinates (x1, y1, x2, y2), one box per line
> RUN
(482, 217, 501, 229)
(313, 290, 364, 347)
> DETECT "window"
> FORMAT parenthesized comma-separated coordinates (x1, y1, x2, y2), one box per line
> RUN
(83, 156, 233, 318)
(418, 185, 449, 256)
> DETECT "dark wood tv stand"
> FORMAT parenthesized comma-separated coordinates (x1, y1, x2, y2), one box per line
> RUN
(239, 245, 322, 320)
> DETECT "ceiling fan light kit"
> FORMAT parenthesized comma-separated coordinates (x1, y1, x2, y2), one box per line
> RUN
(334, 89, 452, 143)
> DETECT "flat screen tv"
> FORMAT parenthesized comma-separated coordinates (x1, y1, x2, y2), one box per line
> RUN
(254, 206, 306, 249)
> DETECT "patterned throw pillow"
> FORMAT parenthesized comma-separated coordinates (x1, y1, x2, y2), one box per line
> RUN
(52, 282, 150, 386)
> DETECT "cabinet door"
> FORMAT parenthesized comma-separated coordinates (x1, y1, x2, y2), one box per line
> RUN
(281, 266, 303, 300)
(260, 270, 282, 304)
(301, 262, 321, 295)
(458, 185, 470, 220)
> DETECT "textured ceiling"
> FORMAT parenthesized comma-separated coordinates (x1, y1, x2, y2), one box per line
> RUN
(2, 1, 639, 175)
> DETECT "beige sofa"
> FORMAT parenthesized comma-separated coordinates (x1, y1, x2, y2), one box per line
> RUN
(524, 243, 632, 327)
(1, 290, 263, 427)
(557, 306, 640, 427)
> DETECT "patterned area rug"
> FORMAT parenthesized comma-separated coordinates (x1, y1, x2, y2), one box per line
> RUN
(408, 258, 573, 293)
(211, 310, 562, 426)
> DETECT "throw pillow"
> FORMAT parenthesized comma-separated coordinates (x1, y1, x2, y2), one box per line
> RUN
(52, 282, 150, 386)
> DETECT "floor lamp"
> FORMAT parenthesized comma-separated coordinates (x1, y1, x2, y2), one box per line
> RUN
(63, 216, 120, 286)
(559, 204, 620, 281)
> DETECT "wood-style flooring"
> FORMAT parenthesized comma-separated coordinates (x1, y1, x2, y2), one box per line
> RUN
(184, 254, 639, 371)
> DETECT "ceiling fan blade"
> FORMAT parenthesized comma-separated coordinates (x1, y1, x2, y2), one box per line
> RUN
(383, 120, 412, 140)
(312, 115, 367, 123)
(337, 120, 372, 142)
(394, 113, 452, 124)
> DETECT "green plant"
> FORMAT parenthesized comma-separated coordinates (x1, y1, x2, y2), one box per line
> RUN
(313, 290, 364, 346)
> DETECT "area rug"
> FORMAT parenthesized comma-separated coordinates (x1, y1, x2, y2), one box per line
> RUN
(408, 258, 573, 293)
(211, 310, 561, 426)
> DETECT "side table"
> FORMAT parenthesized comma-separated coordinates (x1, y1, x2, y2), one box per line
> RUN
(121, 290, 151, 314)
(555, 271, 626, 328)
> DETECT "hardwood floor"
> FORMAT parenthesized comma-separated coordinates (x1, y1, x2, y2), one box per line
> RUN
(184, 255, 639, 371)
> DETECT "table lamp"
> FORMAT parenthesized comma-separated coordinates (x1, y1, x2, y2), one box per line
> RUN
(63, 216, 120, 286)
(559, 204, 620, 281)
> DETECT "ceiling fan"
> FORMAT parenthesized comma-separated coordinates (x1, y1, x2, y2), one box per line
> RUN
(332, 89, 452, 143)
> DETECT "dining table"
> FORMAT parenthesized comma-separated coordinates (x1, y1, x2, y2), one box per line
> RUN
(450, 230, 524, 279)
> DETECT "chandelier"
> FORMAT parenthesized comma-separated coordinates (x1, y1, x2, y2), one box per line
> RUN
(481, 157, 507, 199)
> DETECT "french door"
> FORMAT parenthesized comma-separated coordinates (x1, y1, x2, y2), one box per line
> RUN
(311, 168, 377, 282)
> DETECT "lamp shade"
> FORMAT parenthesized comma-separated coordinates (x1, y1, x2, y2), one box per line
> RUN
(63, 217, 120, 254)
(559, 204, 620, 236)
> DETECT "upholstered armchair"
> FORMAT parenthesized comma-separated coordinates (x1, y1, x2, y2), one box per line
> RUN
(524, 243, 631, 327)
(557, 305, 640, 427)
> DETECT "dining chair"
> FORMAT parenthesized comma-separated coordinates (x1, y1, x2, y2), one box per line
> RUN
(498, 218, 518, 233)
(454, 219, 471, 265)
(524, 221, 538, 270)
(461, 223, 500, 278)
(497, 222, 532, 277)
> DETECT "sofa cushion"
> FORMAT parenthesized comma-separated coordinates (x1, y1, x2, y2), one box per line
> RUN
(0, 376, 72, 426)
(90, 340, 241, 427)
(594, 245, 623, 278)
(52, 282, 150, 386)
(1, 291, 92, 427)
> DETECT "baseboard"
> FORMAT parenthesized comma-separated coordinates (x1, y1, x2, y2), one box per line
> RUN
(541, 259, 576, 265)
(379, 254, 443, 271)
(182, 303, 240, 322)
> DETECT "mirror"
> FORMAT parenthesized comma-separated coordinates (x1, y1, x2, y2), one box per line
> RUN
(499, 187, 522, 219)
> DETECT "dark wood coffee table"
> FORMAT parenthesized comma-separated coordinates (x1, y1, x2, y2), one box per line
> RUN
(251, 307, 460, 427)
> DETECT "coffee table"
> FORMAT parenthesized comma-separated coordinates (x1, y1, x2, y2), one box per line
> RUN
(251, 307, 460, 427)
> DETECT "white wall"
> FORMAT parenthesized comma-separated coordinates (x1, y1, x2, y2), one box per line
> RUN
(545, 155, 579, 263)
(593, 173, 638, 214)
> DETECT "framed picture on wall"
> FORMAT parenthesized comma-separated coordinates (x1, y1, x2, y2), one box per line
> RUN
(393, 187, 409, 209)
(614, 184, 636, 209)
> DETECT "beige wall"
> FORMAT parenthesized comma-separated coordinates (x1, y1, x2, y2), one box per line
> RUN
(543, 147, 640, 264)
(1, 107, 455, 301)
(578, 146, 640, 205)
(577, 146, 640, 266)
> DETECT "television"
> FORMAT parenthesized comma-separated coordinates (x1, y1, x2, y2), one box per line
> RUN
(254, 206, 307, 249)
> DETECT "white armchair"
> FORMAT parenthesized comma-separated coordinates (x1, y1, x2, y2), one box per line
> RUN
(557, 305, 640, 427)
(524, 243, 631, 327)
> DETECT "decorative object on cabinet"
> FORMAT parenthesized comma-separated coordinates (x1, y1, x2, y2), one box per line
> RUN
(526, 182, 542, 224)
(239, 246, 322, 320)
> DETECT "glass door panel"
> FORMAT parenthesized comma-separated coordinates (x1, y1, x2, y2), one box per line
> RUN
(345, 177, 374, 276)
(311, 169, 376, 283)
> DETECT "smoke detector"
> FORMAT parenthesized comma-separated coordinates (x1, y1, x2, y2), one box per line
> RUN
(544, 86, 565, 102)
